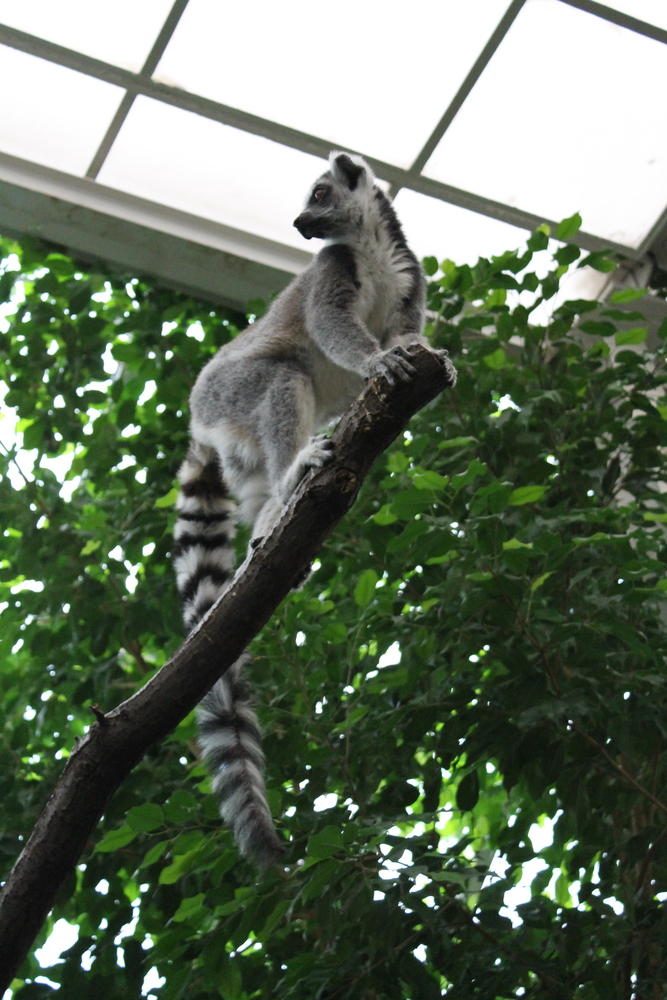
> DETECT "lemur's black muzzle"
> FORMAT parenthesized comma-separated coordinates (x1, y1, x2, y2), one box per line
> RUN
(293, 213, 312, 239)
(293, 212, 323, 240)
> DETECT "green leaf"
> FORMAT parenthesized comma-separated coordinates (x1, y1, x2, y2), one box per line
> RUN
(172, 893, 206, 923)
(456, 770, 480, 811)
(578, 251, 617, 273)
(609, 288, 646, 303)
(527, 228, 549, 251)
(390, 488, 433, 518)
(554, 245, 580, 266)
(218, 956, 243, 1000)
(426, 549, 459, 566)
(508, 485, 547, 505)
(579, 321, 616, 338)
(159, 851, 198, 885)
(411, 469, 449, 490)
(503, 538, 533, 550)
(154, 486, 179, 508)
(164, 789, 197, 823)
(387, 451, 409, 473)
(422, 256, 438, 277)
(80, 539, 101, 556)
(572, 532, 612, 545)
(354, 569, 379, 608)
(614, 327, 647, 346)
(127, 803, 164, 832)
(438, 436, 477, 450)
(482, 348, 508, 370)
(531, 572, 553, 592)
(555, 213, 582, 240)
(301, 858, 341, 902)
(159, 966, 191, 1000)
(372, 505, 398, 525)
(258, 899, 291, 941)
(141, 841, 169, 867)
(307, 825, 344, 860)
(95, 825, 136, 853)
(452, 458, 488, 491)
(323, 622, 348, 644)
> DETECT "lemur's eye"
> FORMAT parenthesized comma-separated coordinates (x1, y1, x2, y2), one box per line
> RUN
(313, 188, 326, 202)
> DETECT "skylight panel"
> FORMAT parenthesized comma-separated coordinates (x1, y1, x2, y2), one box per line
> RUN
(423, 0, 667, 249)
(0, 45, 125, 175)
(0, 0, 174, 72)
(394, 187, 529, 267)
(153, 0, 509, 168)
(98, 97, 328, 249)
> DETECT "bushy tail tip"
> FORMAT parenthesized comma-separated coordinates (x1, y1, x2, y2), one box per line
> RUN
(197, 657, 284, 867)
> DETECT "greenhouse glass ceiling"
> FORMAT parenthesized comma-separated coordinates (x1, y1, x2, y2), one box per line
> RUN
(0, 0, 665, 308)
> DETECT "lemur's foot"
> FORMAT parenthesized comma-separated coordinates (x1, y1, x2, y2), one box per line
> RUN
(280, 435, 335, 500)
(302, 434, 335, 470)
(365, 345, 416, 385)
(432, 349, 458, 387)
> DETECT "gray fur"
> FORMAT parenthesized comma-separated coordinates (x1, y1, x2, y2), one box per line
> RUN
(174, 151, 456, 866)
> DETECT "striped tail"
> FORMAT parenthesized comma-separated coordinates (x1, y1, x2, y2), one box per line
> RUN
(197, 655, 285, 867)
(174, 441, 284, 866)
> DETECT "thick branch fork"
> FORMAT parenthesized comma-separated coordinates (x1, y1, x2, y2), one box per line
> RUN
(0, 345, 454, 987)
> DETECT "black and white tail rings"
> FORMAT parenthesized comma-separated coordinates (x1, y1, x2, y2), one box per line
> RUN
(174, 441, 284, 865)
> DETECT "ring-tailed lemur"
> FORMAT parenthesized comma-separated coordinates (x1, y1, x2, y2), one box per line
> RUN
(174, 152, 456, 866)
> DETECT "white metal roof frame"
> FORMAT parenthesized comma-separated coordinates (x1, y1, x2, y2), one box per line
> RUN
(0, 0, 666, 308)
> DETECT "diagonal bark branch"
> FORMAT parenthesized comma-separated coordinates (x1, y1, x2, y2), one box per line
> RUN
(0, 345, 454, 988)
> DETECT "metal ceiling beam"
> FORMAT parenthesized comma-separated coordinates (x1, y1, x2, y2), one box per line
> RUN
(639, 204, 667, 269)
(0, 22, 642, 259)
(0, 181, 293, 313)
(0, 149, 311, 284)
(405, 0, 527, 178)
(559, 0, 667, 45)
(85, 0, 190, 179)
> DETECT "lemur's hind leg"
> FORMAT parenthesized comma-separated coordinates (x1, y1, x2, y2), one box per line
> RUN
(251, 368, 334, 545)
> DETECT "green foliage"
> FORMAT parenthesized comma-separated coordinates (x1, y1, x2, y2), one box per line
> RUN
(2, 230, 667, 999)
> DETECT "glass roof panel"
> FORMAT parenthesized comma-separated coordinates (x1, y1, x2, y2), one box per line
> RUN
(599, 1, 667, 31)
(394, 188, 529, 266)
(424, 0, 667, 248)
(98, 97, 329, 249)
(0, 0, 174, 72)
(394, 189, 610, 304)
(0, 45, 125, 175)
(153, 0, 509, 168)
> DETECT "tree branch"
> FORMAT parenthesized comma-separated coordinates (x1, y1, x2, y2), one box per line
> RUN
(0, 344, 454, 989)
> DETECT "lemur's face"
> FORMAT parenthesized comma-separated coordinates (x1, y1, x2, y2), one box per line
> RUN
(293, 153, 369, 241)
(293, 177, 336, 240)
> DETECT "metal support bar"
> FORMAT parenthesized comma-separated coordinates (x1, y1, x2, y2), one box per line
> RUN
(558, 0, 667, 45)
(140, 0, 191, 77)
(0, 23, 642, 258)
(408, 0, 527, 177)
(86, 0, 190, 179)
(86, 91, 134, 180)
(639, 204, 667, 267)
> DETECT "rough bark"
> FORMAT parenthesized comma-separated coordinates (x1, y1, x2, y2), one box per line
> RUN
(0, 345, 454, 988)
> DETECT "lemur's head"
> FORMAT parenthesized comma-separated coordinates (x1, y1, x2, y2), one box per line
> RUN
(293, 152, 375, 241)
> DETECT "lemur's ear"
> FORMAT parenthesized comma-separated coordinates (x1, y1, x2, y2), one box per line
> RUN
(330, 152, 366, 191)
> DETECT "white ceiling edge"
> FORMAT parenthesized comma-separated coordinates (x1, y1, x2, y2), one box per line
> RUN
(0, 149, 313, 278)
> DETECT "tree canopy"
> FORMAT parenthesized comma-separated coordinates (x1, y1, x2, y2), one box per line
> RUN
(1, 224, 667, 999)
